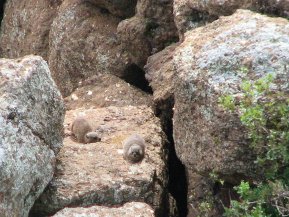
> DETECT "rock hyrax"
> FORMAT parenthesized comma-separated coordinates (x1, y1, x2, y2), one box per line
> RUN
(71, 116, 100, 143)
(123, 134, 145, 163)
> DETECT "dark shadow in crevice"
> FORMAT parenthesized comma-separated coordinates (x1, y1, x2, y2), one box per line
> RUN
(0, 0, 6, 27)
(122, 64, 153, 94)
(212, 181, 240, 212)
(155, 96, 188, 217)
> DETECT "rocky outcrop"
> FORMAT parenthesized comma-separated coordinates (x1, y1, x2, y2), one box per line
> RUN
(52, 202, 154, 217)
(173, 0, 289, 39)
(31, 105, 168, 216)
(64, 74, 153, 110)
(0, 55, 64, 217)
(0, 0, 61, 60)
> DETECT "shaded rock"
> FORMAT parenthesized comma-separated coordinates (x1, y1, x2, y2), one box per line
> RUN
(0, 55, 64, 217)
(172, 10, 289, 180)
(173, 0, 289, 39)
(64, 74, 153, 110)
(87, 0, 137, 18)
(0, 0, 61, 59)
(52, 202, 154, 217)
(31, 105, 168, 216)
(48, 0, 132, 97)
(117, 0, 178, 68)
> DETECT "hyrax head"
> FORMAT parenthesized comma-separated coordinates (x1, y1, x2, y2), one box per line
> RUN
(84, 132, 101, 144)
(127, 144, 144, 163)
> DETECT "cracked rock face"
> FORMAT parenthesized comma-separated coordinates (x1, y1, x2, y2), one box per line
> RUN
(31, 105, 167, 216)
(0, 55, 65, 217)
(52, 202, 154, 217)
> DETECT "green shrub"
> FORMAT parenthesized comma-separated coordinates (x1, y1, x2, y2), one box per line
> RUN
(219, 72, 289, 217)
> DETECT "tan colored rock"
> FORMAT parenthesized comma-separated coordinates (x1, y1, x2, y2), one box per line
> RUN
(52, 202, 154, 217)
(0, 55, 64, 217)
(48, 0, 132, 96)
(0, 0, 61, 60)
(64, 74, 153, 110)
(31, 105, 168, 216)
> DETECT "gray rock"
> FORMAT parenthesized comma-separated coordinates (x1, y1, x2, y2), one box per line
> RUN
(52, 202, 154, 217)
(0, 55, 64, 217)
(173, 10, 289, 180)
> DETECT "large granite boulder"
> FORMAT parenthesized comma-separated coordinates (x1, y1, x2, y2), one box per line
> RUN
(173, 0, 289, 39)
(0, 0, 61, 60)
(0, 55, 64, 217)
(30, 105, 169, 216)
(52, 202, 154, 217)
(146, 9, 289, 181)
(173, 10, 289, 180)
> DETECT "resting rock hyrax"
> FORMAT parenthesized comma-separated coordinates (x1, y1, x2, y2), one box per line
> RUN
(123, 134, 146, 163)
(71, 116, 101, 144)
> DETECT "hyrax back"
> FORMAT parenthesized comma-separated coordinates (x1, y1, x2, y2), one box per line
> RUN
(71, 116, 97, 143)
(123, 134, 145, 163)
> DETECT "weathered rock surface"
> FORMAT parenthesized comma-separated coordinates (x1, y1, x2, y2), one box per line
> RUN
(0, 55, 64, 217)
(31, 105, 168, 216)
(49, 0, 133, 97)
(64, 74, 153, 110)
(0, 0, 61, 60)
(117, 0, 178, 68)
(172, 10, 289, 180)
(146, 9, 289, 181)
(52, 202, 154, 217)
(173, 0, 289, 39)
